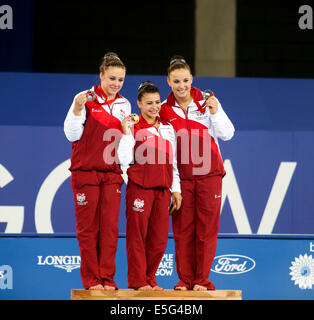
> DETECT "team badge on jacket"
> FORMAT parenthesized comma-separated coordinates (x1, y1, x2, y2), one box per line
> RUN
(133, 198, 144, 212)
(76, 193, 88, 206)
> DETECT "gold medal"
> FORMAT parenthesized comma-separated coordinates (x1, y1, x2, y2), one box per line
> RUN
(130, 113, 139, 124)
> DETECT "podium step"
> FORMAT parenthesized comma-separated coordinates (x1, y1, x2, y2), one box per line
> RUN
(71, 289, 242, 300)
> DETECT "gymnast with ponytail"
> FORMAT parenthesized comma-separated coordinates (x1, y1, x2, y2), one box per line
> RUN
(64, 52, 131, 290)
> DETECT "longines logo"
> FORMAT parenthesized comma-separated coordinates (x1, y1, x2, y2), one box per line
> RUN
(37, 255, 81, 272)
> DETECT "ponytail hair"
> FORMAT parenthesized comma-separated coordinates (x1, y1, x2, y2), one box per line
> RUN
(99, 52, 126, 73)
(167, 55, 191, 75)
(137, 80, 160, 101)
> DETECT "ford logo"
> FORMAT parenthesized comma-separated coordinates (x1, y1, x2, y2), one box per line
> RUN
(211, 254, 256, 275)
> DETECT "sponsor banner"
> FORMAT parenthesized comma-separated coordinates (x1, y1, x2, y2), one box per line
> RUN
(0, 235, 314, 300)
(211, 254, 256, 275)
(0, 73, 314, 236)
(37, 255, 81, 272)
(0, 126, 313, 235)
(211, 236, 314, 300)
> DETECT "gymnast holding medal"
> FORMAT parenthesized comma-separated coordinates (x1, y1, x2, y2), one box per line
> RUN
(118, 81, 182, 291)
(64, 52, 131, 290)
(159, 55, 235, 291)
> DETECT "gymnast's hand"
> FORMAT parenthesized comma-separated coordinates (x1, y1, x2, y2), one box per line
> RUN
(121, 115, 136, 135)
(73, 93, 87, 116)
(206, 96, 218, 115)
(172, 192, 182, 211)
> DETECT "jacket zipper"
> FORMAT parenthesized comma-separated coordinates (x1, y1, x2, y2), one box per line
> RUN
(156, 126, 166, 186)
(175, 104, 192, 164)
(104, 102, 114, 166)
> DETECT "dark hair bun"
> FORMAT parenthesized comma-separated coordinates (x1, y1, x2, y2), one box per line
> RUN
(137, 80, 160, 101)
(138, 80, 154, 91)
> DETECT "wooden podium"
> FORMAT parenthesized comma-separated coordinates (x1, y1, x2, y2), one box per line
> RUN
(71, 289, 242, 300)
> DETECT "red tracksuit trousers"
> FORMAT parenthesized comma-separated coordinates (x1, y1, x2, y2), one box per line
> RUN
(126, 180, 171, 288)
(172, 175, 222, 290)
(71, 171, 122, 289)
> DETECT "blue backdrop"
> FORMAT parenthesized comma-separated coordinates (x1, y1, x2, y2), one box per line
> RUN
(0, 72, 313, 235)
(1, 235, 314, 300)
(1, 72, 314, 300)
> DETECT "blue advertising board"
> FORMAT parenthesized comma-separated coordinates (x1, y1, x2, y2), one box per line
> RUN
(0, 72, 314, 236)
(1, 72, 314, 300)
(0, 126, 313, 235)
(1, 235, 314, 300)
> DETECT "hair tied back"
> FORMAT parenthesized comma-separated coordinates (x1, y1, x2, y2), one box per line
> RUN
(104, 55, 121, 61)
(170, 58, 186, 66)
(138, 80, 154, 92)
